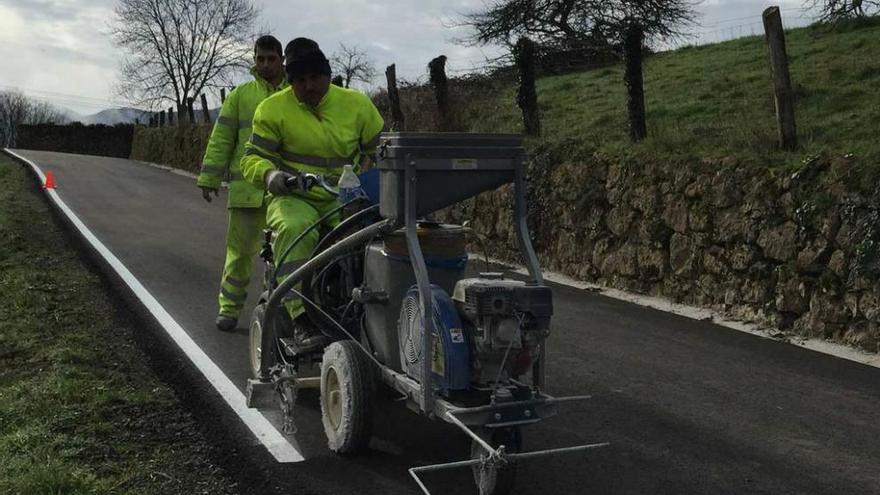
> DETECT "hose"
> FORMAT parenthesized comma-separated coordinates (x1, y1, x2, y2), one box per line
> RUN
(259, 218, 393, 378)
(271, 201, 378, 287)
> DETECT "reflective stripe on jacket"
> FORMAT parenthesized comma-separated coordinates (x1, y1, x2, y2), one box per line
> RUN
(197, 69, 288, 208)
(241, 84, 384, 202)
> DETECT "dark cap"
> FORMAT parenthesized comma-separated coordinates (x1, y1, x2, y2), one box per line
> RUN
(284, 37, 331, 81)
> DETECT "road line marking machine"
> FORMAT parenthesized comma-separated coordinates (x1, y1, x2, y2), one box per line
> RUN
(245, 132, 608, 494)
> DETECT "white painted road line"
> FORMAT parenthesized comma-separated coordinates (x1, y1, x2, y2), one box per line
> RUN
(5, 149, 305, 463)
(133, 159, 200, 179)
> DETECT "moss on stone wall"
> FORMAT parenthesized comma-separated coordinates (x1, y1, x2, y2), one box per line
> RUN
(442, 152, 880, 353)
(130, 125, 211, 174)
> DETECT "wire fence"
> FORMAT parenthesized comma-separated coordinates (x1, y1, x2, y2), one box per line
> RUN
(386, 7, 820, 85)
(377, 7, 880, 153)
(664, 7, 814, 50)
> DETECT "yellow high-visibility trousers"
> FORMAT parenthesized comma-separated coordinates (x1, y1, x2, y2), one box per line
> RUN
(218, 206, 266, 318)
(265, 193, 339, 320)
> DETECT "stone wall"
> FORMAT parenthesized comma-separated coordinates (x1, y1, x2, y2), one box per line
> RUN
(443, 150, 880, 352)
(17, 123, 134, 158)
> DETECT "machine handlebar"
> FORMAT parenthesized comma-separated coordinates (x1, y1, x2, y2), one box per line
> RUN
(284, 172, 338, 196)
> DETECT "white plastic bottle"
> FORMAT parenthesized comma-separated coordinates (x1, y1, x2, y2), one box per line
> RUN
(338, 164, 363, 204)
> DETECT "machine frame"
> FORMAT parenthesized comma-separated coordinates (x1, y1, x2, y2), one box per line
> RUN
(245, 132, 608, 494)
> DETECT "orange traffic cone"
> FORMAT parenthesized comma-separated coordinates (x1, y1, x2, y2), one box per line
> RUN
(44, 171, 56, 189)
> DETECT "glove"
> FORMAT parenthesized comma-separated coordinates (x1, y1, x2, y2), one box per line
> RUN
(199, 186, 219, 202)
(265, 170, 296, 195)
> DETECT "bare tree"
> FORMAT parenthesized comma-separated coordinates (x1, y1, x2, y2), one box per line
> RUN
(461, 0, 696, 48)
(27, 100, 69, 125)
(330, 43, 377, 88)
(111, 0, 258, 117)
(0, 91, 68, 147)
(0, 91, 28, 147)
(462, 0, 601, 48)
(804, 0, 880, 23)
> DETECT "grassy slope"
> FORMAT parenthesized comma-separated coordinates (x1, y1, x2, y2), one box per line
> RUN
(0, 153, 237, 495)
(459, 18, 880, 171)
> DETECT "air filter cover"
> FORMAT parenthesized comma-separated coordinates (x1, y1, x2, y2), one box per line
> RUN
(398, 285, 471, 392)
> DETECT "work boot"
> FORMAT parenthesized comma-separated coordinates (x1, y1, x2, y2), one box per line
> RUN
(291, 316, 330, 354)
(216, 314, 238, 332)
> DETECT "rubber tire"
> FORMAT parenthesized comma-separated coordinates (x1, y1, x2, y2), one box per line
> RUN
(320, 340, 375, 454)
(470, 427, 521, 495)
(248, 303, 266, 378)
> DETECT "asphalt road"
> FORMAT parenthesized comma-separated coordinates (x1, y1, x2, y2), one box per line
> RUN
(11, 149, 880, 495)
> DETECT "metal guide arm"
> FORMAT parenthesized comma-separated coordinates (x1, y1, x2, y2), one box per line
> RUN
(513, 158, 543, 286)
(403, 157, 437, 415)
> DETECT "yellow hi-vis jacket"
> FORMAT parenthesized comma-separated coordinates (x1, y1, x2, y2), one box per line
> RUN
(240, 84, 384, 201)
(197, 68, 288, 208)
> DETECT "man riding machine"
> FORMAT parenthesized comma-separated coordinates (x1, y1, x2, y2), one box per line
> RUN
(241, 37, 384, 355)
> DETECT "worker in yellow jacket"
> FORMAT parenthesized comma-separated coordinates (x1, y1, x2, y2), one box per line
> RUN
(197, 35, 288, 331)
(241, 37, 384, 352)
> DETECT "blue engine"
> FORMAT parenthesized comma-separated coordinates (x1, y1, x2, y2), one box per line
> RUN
(398, 285, 471, 393)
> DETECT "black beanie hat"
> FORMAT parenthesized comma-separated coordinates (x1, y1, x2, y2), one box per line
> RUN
(284, 37, 331, 81)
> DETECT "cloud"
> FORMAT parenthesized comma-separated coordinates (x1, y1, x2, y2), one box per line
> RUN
(258, 0, 506, 84)
(699, 0, 813, 25)
(8, 0, 85, 21)
(0, 1, 120, 113)
(0, 1, 117, 63)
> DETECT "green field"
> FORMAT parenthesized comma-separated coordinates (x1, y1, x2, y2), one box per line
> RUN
(0, 153, 238, 495)
(457, 18, 880, 172)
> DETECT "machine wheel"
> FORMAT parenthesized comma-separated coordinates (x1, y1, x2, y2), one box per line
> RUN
(470, 427, 522, 495)
(249, 303, 267, 378)
(320, 340, 375, 454)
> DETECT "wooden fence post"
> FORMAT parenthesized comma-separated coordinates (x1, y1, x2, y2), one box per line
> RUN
(514, 37, 540, 135)
(763, 6, 797, 150)
(200, 94, 210, 123)
(220, 88, 227, 104)
(623, 20, 647, 142)
(428, 55, 449, 131)
(385, 64, 405, 131)
(167, 107, 174, 126)
(159, 111, 165, 127)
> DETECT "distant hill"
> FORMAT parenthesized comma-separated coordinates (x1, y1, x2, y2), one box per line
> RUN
(67, 106, 221, 126)
(70, 107, 153, 125)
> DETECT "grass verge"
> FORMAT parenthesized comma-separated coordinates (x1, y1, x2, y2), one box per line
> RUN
(0, 152, 239, 495)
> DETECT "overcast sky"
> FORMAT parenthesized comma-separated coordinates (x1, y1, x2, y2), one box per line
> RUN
(0, 0, 816, 115)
